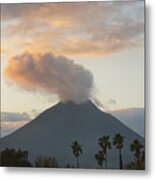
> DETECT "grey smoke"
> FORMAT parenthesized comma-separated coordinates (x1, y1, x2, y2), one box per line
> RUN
(4, 51, 94, 104)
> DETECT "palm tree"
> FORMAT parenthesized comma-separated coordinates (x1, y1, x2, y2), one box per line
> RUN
(98, 135, 111, 168)
(71, 140, 83, 168)
(95, 150, 105, 169)
(113, 133, 124, 169)
(130, 139, 144, 169)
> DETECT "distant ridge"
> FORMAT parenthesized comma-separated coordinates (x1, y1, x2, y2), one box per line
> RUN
(111, 108, 144, 137)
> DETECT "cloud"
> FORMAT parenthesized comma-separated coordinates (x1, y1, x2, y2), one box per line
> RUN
(1, 121, 29, 137)
(1, 111, 31, 137)
(1, 1, 144, 57)
(1, 112, 30, 122)
(4, 51, 94, 104)
(108, 99, 117, 106)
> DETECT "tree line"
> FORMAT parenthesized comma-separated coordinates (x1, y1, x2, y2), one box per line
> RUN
(0, 133, 145, 169)
(71, 134, 145, 170)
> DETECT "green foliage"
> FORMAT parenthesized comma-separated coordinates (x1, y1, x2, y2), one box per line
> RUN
(98, 135, 111, 168)
(130, 139, 144, 169)
(0, 148, 32, 167)
(1, 136, 145, 170)
(34, 155, 59, 168)
(98, 135, 111, 153)
(130, 139, 143, 158)
(113, 133, 124, 169)
(113, 133, 124, 149)
(71, 140, 83, 158)
(125, 151, 145, 170)
(95, 150, 105, 168)
(71, 140, 83, 168)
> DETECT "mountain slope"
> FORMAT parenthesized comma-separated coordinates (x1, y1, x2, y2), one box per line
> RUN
(0, 101, 144, 169)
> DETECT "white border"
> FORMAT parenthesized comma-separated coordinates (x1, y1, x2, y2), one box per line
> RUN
(0, 0, 142, 3)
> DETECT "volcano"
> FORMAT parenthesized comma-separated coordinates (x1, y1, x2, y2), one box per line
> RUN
(0, 100, 144, 169)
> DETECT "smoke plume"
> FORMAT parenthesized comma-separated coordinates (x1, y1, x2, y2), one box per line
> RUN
(4, 52, 94, 104)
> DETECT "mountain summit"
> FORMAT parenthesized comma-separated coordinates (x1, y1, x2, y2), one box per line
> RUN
(0, 100, 144, 168)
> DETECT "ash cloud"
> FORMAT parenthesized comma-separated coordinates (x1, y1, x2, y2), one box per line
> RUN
(4, 52, 94, 104)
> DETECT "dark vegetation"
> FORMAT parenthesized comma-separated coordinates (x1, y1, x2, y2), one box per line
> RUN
(0, 148, 32, 167)
(0, 134, 145, 169)
(71, 140, 83, 168)
(34, 155, 59, 168)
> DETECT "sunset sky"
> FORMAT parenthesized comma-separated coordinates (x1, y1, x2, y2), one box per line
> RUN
(1, 1, 145, 136)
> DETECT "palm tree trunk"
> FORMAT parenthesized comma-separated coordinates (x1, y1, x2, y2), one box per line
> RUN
(100, 162, 103, 169)
(105, 151, 108, 169)
(136, 151, 140, 169)
(119, 149, 123, 169)
(77, 157, 80, 168)
(105, 157, 108, 169)
(136, 155, 140, 169)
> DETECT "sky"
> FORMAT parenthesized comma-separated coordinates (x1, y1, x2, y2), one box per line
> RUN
(1, 1, 145, 137)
